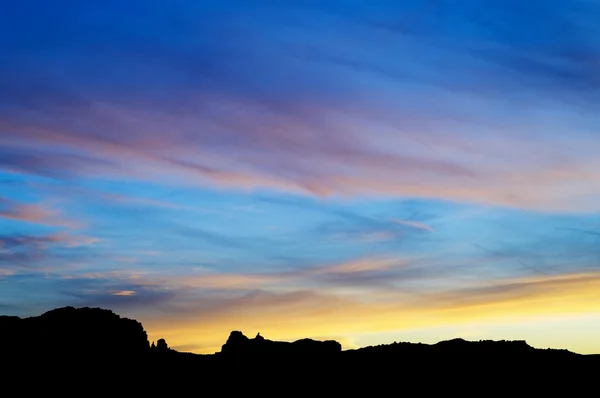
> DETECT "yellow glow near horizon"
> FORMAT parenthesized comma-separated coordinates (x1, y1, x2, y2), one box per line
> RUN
(139, 271, 600, 355)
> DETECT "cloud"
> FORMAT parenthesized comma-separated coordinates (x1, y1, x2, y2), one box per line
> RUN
(392, 219, 433, 232)
(312, 256, 404, 274)
(0, 232, 96, 250)
(7, 248, 600, 354)
(0, 146, 118, 179)
(170, 343, 208, 353)
(2, 0, 600, 355)
(112, 290, 135, 296)
(1, 1, 599, 211)
(4, 102, 599, 212)
(416, 272, 600, 319)
(140, 268, 600, 354)
(0, 231, 98, 272)
(52, 273, 177, 311)
(0, 196, 81, 229)
(0, 269, 16, 279)
(78, 253, 460, 298)
(53, 233, 98, 248)
(313, 207, 434, 246)
(54, 267, 600, 319)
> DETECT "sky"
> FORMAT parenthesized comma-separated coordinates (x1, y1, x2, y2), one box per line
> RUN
(1, 0, 600, 355)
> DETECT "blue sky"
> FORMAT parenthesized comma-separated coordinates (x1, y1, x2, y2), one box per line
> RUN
(2, 0, 600, 354)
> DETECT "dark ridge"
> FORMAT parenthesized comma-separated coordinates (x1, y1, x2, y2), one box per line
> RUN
(220, 330, 342, 356)
(1, 307, 597, 394)
(1, 306, 149, 360)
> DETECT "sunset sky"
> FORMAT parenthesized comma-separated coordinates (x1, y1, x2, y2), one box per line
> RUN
(2, 0, 600, 355)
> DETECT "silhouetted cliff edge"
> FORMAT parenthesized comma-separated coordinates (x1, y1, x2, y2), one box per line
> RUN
(1, 306, 597, 394)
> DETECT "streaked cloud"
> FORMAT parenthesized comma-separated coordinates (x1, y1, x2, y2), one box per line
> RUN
(392, 219, 433, 232)
(0, 196, 81, 229)
(111, 290, 136, 296)
(138, 268, 600, 354)
(1, 1, 600, 211)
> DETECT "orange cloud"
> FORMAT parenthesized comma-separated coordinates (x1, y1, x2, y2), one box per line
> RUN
(112, 290, 136, 296)
(311, 256, 408, 274)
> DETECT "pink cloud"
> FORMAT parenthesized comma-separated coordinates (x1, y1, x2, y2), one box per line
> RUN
(47, 232, 99, 248)
(2, 90, 600, 212)
(0, 196, 81, 229)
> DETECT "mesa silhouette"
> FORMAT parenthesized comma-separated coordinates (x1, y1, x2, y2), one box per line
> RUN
(2, 306, 598, 393)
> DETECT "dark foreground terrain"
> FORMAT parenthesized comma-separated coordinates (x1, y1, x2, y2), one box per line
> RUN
(1, 307, 598, 394)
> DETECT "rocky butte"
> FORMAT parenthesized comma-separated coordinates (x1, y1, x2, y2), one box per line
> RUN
(220, 330, 342, 356)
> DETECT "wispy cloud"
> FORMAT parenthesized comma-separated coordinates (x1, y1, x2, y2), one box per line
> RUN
(0, 196, 81, 229)
(1, 1, 599, 211)
(0, 232, 96, 250)
(392, 219, 433, 232)
(0, 230, 98, 275)
(6, 246, 600, 353)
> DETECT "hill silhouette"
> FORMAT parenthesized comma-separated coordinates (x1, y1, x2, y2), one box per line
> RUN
(1, 306, 149, 358)
(1, 306, 597, 394)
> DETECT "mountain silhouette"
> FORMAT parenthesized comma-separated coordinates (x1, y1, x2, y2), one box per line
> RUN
(1, 306, 597, 394)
